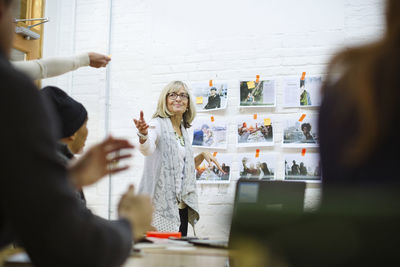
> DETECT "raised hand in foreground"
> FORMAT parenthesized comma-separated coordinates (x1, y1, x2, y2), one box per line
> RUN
(118, 185, 154, 241)
(69, 136, 134, 188)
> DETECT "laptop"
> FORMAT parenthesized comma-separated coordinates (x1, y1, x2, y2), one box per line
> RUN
(189, 179, 306, 248)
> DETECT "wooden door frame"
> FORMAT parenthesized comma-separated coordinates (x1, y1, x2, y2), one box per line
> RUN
(12, 0, 45, 61)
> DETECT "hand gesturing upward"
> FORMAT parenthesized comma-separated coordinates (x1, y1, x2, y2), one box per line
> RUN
(133, 111, 149, 144)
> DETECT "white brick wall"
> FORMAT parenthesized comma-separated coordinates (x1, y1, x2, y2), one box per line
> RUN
(42, 0, 384, 238)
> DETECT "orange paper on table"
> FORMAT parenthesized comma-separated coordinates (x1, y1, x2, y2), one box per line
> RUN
(146, 231, 182, 239)
(264, 118, 271, 126)
(298, 114, 306, 122)
(255, 149, 260, 158)
(209, 80, 213, 87)
(213, 152, 217, 157)
(247, 81, 256, 89)
(301, 148, 307, 156)
(211, 116, 215, 122)
(301, 72, 306, 81)
(196, 96, 203, 104)
(253, 114, 257, 120)
(256, 75, 260, 83)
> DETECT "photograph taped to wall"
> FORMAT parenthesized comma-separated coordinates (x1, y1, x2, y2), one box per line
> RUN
(285, 153, 321, 181)
(196, 153, 232, 183)
(282, 114, 319, 148)
(239, 153, 276, 180)
(283, 75, 323, 107)
(192, 82, 228, 112)
(237, 115, 274, 147)
(192, 117, 227, 149)
(239, 79, 276, 107)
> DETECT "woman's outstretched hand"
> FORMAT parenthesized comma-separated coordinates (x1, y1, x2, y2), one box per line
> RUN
(133, 110, 149, 136)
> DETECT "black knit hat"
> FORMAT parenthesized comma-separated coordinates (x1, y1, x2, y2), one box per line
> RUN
(41, 86, 88, 138)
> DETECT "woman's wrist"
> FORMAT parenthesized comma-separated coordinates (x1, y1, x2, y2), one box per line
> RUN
(137, 131, 148, 144)
(137, 131, 147, 139)
(137, 131, 147, 137)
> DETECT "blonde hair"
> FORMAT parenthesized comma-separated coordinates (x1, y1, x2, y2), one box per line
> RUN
(152, 81, 196, 128)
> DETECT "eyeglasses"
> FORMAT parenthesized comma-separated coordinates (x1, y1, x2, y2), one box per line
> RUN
(168, 92, 189, 101)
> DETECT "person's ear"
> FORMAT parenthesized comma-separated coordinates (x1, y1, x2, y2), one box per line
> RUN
(67, 132, 77, 141)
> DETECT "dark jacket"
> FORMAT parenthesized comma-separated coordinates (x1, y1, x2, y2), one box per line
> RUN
(56, 142, 86, 206)
(0, 53, 132, 267)
(204, 94, 221, 109)
(192, 130, 204, 146)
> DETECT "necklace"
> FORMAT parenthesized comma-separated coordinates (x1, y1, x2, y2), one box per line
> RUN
(175, 132, 185, 146)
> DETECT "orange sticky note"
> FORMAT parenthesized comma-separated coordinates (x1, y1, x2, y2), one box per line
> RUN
(209, 80, 213, 87)
(255, 149, 260, 158)
(146, 231, 181, 239)
(256, 75, 260, 83)
(301, 72, 306, 81)
(301, 148, 307, 156)
(298, 114, 306, 122)
(264, 118, 271, 126)
(253, 114, 257, 120)
(211, 116, 215, 122)
(247, 81, 255, 89)
(196, 96, 203, 104)
(213, 152, 217, 157)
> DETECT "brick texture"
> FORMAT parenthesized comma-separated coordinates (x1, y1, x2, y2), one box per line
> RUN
(42, 0, 384, 238)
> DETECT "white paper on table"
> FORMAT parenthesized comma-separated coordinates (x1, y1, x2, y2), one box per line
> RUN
(6, 252, 31, 263)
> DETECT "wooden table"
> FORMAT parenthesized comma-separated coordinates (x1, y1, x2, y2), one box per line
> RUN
(1, 244, 230, 267)
(123, 243, 230, 267)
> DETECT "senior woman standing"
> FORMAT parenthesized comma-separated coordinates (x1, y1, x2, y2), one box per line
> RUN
(133, 81, 223, 236)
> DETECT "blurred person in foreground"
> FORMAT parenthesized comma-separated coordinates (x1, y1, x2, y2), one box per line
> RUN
(319, 0, 400, 196)
(0, 1, 153, 266)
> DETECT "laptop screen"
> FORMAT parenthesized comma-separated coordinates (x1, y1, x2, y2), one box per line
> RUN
(229, 179, 306, 248)
(237, 182, 259, 203)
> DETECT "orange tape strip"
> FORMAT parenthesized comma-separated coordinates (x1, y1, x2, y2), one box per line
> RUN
(209, 80, 213, 87)
(253, 114, 257, 120)
(301, 72, 306, 81)
(301, 148, 306, 156)
(298, 114, 306, 122)
(256, 75, 260, 83)
(213, 152, 217, 157)
(255, 149, 260, 158)
(211, 116, 215, 122)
